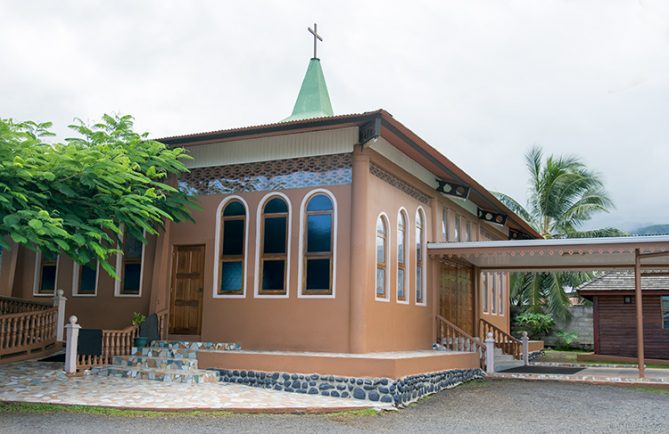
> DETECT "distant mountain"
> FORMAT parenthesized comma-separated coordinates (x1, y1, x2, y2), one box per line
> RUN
(634, 224, 669, 236)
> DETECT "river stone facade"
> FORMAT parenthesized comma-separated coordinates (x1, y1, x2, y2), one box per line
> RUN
(212, 368, 484, 407)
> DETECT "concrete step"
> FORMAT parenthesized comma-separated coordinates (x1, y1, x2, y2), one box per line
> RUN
(93, 365, 219, 384)
(149, 340, 241, 352)
(132, 347, 199, 360)
(112, 355, 199, 370)
(494, 354, 516, 362)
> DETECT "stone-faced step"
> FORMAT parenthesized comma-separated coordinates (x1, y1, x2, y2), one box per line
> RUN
(150, 340, 241, 352)
(98, 365, 219, 384)
(112, 355, 199, 370)
(132, 347, 199, 360)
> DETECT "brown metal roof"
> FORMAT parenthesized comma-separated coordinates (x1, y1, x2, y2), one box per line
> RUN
(577, 271, 669, 296)
(157, 111, 381, 146)
(156, 109, 541, 238)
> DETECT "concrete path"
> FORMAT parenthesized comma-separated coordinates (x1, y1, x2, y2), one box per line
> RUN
(0, 362, 392, 411)
(493, 363, 669, 386)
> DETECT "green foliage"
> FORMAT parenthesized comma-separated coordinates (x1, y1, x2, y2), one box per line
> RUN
(514, 312, 554, 339)
(555, 330, 578, 350)
(0, 114, 196, 277)
(495, 146, 620, 320)
(131, 312, 146, 327)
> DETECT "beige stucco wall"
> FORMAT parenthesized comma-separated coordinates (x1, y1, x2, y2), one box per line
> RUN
(168, 184, 353, 352)
(10, 240, 155, 330)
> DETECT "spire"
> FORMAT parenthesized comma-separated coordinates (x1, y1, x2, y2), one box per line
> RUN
(282, 24, 334, 122)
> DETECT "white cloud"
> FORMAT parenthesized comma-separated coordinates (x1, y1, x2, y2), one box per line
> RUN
(1, 0, 668, 231)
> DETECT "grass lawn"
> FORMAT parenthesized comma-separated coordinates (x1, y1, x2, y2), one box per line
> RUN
(0, 402, 380, 418)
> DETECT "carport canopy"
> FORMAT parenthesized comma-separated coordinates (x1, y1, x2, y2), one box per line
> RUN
(428, 235, 669, 378)
(427, 235, 669, 272)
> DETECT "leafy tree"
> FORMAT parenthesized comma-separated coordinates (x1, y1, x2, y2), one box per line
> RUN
(0, 114, 196, 277)
(495, 146, 624, 319)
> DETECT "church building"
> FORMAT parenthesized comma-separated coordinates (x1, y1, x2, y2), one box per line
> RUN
(0, 27, 541, 372)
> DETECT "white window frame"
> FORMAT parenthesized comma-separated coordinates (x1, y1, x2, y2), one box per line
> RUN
(415, 207, 427, 306)
(213, 195, 250, 299)
(297, 189, 338, 299)
(114, 227, 146, 298)
(33, 251, 60, 297)
(396, 208, 410, 304)
(72, 261, 100, 297)
(254, 191, 292, 299)
(375, 212, 391, 302)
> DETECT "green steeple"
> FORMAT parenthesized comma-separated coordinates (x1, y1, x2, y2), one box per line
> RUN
(283, 58, 334, 122)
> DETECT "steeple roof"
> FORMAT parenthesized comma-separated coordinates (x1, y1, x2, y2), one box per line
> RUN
(283, 58, 334, 122)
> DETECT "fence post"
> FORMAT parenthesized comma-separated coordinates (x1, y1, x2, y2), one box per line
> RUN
(64, 315, 80, 375)
(485, 332, 496, 374)
(53, 289, 67, 342)
(522, 331, 530, 366)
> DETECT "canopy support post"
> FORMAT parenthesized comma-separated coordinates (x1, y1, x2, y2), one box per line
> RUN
(634, 248, 645, 379)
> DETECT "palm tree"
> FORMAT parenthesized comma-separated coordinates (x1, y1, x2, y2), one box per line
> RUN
(494, 146, 624, 319)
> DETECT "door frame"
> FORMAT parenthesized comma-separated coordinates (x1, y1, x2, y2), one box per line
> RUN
(169, 243, 206, 336)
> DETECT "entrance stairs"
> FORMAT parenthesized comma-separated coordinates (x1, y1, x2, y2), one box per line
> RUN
(92, 340, 240, 384)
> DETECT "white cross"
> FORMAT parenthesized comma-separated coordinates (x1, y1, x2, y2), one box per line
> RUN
(308, 23, 323, 59)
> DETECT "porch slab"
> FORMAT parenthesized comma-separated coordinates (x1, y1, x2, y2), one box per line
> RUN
(490, 364, 669, 387)
(197, 349, 480, 379)
(0, 362, 392, 412)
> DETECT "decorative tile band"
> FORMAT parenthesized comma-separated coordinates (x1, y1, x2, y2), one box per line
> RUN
(369, 164, 431, 205)
(179, 154, 353, 195)
(212, 368, 484, 407)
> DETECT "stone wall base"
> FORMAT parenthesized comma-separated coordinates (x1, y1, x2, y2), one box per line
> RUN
(212, 367, 484, 407)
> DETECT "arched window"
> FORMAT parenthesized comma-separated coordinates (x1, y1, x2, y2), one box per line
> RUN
(376, 215, 389, 300)
(491, 273, 497, 314)
(219, 199, 246, 295)
(259, 196, 289, 295)
(397, 211, 408, 303)
(454, 214, 461, 242)
(415, 209, 426, 304)
(498, 273, 505, 316)
(303, 193, 334, 295)
(442, 208, 448, 242)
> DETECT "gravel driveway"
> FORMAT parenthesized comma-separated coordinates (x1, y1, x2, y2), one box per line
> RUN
(2, 379, 668, 433)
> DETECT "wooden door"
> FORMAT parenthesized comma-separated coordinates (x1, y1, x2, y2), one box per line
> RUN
(439, 260, 475, 336)
(169, 245, 205, 335)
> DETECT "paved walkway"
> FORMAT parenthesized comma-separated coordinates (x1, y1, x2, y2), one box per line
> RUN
(494, 363, 669, 386)
(0, 362, 392, 411)
(3, 380, 668, 433)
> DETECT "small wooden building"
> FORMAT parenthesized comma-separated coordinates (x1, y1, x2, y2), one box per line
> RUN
(578, 271, 669, 360)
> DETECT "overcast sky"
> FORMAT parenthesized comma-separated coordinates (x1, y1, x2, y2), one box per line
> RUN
(2, 0, 668, 232)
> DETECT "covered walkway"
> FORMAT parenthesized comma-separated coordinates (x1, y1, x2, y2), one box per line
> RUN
(428, 235, 669, 378)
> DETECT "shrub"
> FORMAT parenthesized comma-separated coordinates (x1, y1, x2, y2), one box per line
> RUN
(514, 312, 554, 339)
(555, 330, 578, 350)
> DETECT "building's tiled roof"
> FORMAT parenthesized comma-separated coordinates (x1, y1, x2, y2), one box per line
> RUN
(577, 270, 669, 293)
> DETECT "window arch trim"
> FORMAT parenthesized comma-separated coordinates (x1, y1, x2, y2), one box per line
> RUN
(396, 208, 410, 304)
(213, 195, 250, 299)
(415, 206, 427, 306)
(375, 212, 391, 302)
(297, 189, 338, 299)
(254, 192, 292, 299)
